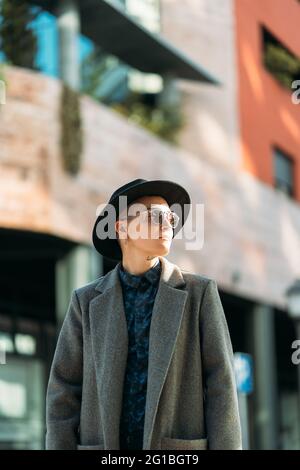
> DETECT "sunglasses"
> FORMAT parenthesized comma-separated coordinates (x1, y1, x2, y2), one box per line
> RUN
(122, 208, 180, 229)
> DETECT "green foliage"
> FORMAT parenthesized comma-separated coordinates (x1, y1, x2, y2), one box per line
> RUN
(80, 47, 184, 144)
(111, 92, 185, 145)
(0, 0, 39, 69)
(60, 83, 83, 175)
(0, 62, 7, 88)
(80, 47, 112, 100)
(264, 42, 300, 89)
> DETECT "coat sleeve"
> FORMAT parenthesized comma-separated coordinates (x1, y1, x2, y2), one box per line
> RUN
(45, 289, 83, 449)
(199, 279, 243, 450)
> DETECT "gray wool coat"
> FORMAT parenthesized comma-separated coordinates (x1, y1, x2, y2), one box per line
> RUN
(45, 255, 242, 450)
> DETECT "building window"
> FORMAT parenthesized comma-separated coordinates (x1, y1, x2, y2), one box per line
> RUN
(261, 26, 300, 90)
(125, 0, 161, 33)
(273, 147, 295, 197)
(124, 0, 163, 94)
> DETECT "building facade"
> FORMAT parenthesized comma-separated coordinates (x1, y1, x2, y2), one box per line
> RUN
(0, 0, 299, 449)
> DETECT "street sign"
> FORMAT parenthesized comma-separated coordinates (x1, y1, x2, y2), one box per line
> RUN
(234, 352, 253, 394)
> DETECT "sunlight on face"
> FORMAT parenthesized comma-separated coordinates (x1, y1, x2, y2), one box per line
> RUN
(117, 195, 174, 258)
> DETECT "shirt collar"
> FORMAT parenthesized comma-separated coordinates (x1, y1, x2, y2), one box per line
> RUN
(118, 258, 161, 289)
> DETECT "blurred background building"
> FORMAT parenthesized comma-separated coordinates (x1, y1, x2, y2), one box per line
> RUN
(0, 0, 299, 450)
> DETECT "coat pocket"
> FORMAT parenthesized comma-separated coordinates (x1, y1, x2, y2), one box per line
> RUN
(77, 444, 104, 450)
(160, 436, 208, 450)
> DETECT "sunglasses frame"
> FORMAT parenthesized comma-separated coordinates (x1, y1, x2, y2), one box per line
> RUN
(121, 208, 180, 228)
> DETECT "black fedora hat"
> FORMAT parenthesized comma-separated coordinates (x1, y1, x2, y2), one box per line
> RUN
(92, 178, 191, 261)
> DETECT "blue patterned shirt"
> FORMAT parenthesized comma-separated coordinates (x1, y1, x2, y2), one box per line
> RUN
(118, 258, 161, 449)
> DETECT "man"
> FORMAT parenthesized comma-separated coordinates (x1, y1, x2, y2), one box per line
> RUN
(45, 178, 242, 450)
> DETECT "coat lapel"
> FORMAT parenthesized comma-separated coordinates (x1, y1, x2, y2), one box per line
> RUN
(89, 255, 188, 449)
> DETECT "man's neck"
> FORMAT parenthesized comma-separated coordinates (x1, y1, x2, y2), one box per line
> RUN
(120, 256, 160, 276)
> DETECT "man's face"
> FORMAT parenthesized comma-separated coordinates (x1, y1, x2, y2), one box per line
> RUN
(116, 195, 174, 258)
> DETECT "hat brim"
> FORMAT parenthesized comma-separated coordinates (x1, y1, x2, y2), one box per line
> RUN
(92, 180, 191, 261)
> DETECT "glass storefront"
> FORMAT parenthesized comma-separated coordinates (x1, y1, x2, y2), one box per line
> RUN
(0, 356, 45, 449)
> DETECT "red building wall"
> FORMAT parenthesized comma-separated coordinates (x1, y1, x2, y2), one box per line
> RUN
(234, 0, 300, 201)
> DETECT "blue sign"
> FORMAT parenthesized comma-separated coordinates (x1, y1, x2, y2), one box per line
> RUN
(234, 352, 253, 394)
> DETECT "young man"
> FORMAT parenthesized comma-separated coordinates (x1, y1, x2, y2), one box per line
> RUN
(45, 178, 242, 450)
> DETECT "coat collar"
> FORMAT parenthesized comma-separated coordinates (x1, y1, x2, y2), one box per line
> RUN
(95, 255, 186, 293)
(90, 255, 188, 449)
(118, 257, 161, 288)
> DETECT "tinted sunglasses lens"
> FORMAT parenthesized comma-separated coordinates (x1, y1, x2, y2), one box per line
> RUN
(169, 212, 179, 228)
(147, 209, 179, 228)
(152, 209, 179, 228)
